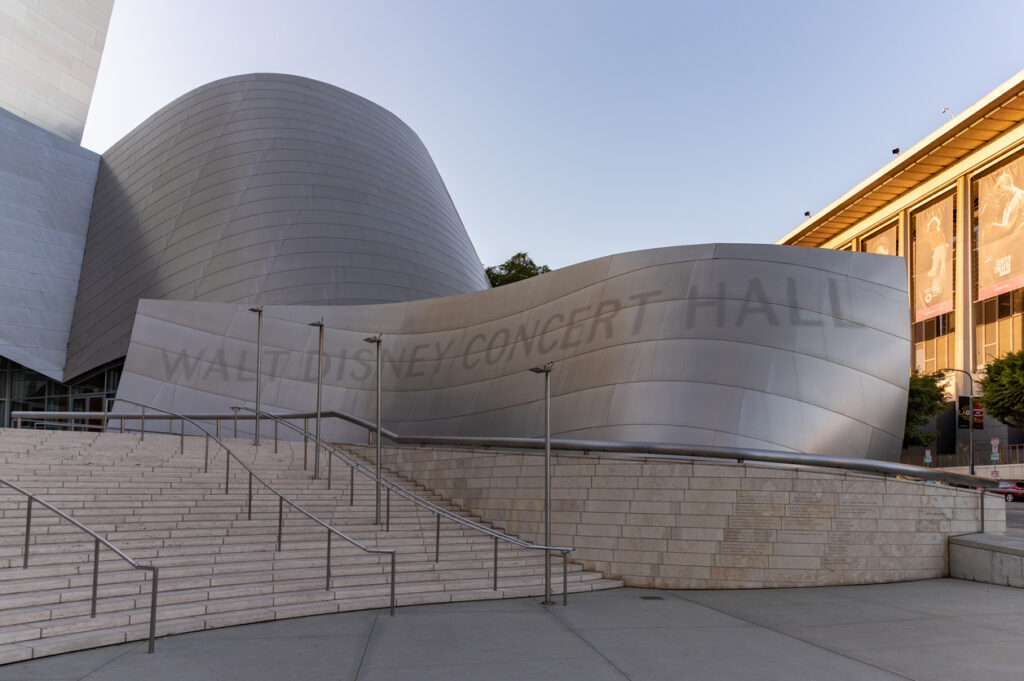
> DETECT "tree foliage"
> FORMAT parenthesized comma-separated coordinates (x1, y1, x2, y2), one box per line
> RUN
(485, 252, 550, 288)
(903, 370, 948, 448)
(979, 350, 1024, 430)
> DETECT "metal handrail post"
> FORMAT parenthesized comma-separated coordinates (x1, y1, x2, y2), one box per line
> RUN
(23, 497, 32, 568)
(248, 473, 253, 520)
(311, 319, 324, 480)
(544, 368, 552, 604)
(562, 552, 568, 606)
(325, 530, 332, 590)
(493, 537, 498, 591)
(120, 417, 124, 433)
(277, 496, 284, 551)
(204, 434, 209, 473)
(530, 361, 555, 605)
(980, 489, 986, 533)
(328, 449, 332, 490)
(303, 418, 308, 470)
(386, 487, 390, 532)
(233, 407, 238, 439)
(180, 418, 184, 454)
(250, 306, 263, 447)
(362, 333, 383, 524)
(435, 513, 440, 562)
(350, 466, 354, 506)
(216, 419, 220, 439)
(225, 444, 230, 494)
(140, 405, 145, 441)
(147, 568, 158, 653)
(376, 340, 382, 524)
(91, 537, 100, 617)
(389, 553, 396, 616)
(274, 419, 278, 454)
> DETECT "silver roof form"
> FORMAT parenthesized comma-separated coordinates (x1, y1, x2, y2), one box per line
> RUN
(66, 73, 488, 379)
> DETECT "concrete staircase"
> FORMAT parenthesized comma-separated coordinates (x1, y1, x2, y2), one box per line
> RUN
(0, 429, 621, 662)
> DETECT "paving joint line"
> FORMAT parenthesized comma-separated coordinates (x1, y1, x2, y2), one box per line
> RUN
(351, 610, 380, 681)
(542, 598, 633, 681)
(664, 590, 917, 681)
(76, 640, 145, 681)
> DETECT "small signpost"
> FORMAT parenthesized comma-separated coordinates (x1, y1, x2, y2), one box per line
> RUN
(991, 437, 1000, 463)
(924, 449, 932, 465)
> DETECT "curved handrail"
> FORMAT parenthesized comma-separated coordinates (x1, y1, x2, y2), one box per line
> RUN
(238, 407, 575, 554)
(106, 400, 398, 615)
(11, 408, 1001, 489)
(226, 408, 1001, 491)
(0, 476, 160, 653)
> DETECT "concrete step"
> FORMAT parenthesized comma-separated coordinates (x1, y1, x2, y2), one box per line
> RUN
(0, 428, 618, 662)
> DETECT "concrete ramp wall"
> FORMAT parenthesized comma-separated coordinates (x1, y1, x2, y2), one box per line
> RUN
(358, 444, 1006, 588)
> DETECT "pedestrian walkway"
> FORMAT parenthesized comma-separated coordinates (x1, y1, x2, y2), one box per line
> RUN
(0, 579, 1020, 680)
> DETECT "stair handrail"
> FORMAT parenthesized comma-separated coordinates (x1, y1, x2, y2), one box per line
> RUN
(0, 476, 160, 653)
(107, 399, 398, 615)
(11, 407, 1001, 489)
(239, 407, 575, 554)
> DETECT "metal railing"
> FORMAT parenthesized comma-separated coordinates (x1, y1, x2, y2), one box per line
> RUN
(237, 407, 575, 604)
(11, 404, 1006, 587)
(11, 406, 1005, 491)
(12, 402, 398, 615)
(0, 477, 160, 653)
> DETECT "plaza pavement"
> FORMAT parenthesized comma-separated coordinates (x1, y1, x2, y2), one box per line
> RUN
(0, 579, 1020, 681)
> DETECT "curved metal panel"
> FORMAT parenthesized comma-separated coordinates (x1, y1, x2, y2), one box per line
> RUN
(0, 0, 113, 143)
(115, 244, 911, 461)
(0, 108, 98, 380)
(66, 73, 489, 379)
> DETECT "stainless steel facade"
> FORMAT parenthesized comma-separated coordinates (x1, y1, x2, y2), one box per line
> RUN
(0, 0, 114, 144)
(1, 62, 912, 460)
(114, 244, 911, 461)
(0, 107, 98, 381)
(65, 74, 489, 379)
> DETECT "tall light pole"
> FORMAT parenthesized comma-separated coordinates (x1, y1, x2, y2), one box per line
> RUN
(530, 361, 554, 605)
(363, 334, 383, 524)
(943, 367, 976, 475)
(249, 306, 263, 446)
(309, 319, 325, 480)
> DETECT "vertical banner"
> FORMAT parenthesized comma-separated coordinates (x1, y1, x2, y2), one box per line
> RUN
(978, 155, 1024, 300)
(957, 396, 984, 428)
(958, 395, 971, 429)
(913, 195, 955, 322)
(862, 224, 897, 256)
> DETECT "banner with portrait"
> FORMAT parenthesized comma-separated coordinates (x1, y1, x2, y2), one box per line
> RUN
(912, 195, 954, 322)
(862, 224, 897, 257)
(978, 155, 1024, 300)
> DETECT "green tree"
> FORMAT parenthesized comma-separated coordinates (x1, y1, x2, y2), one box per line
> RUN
(485, 252, 550, 288)
(979, 350, 1024, 429)
(903, 370, 948, 448)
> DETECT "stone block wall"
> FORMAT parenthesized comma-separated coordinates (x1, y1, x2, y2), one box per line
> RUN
(352, 444, 1006, 589)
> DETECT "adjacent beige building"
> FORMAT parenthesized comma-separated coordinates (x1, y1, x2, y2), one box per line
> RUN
(778, 68, 1024, 457)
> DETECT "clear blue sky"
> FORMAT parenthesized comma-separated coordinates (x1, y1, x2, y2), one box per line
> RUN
(82, 0, 1024, 270)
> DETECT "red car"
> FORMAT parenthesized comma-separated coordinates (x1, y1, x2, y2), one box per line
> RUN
(989, 480, 1024, 502)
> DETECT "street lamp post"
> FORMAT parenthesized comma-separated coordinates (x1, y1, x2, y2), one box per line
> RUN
(309, 319, 325, 480)
(249, 306, 263, 446)
(529, 361, 554, 605)
(943, 367, 976, 475)
(363, 334, 383, 525)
